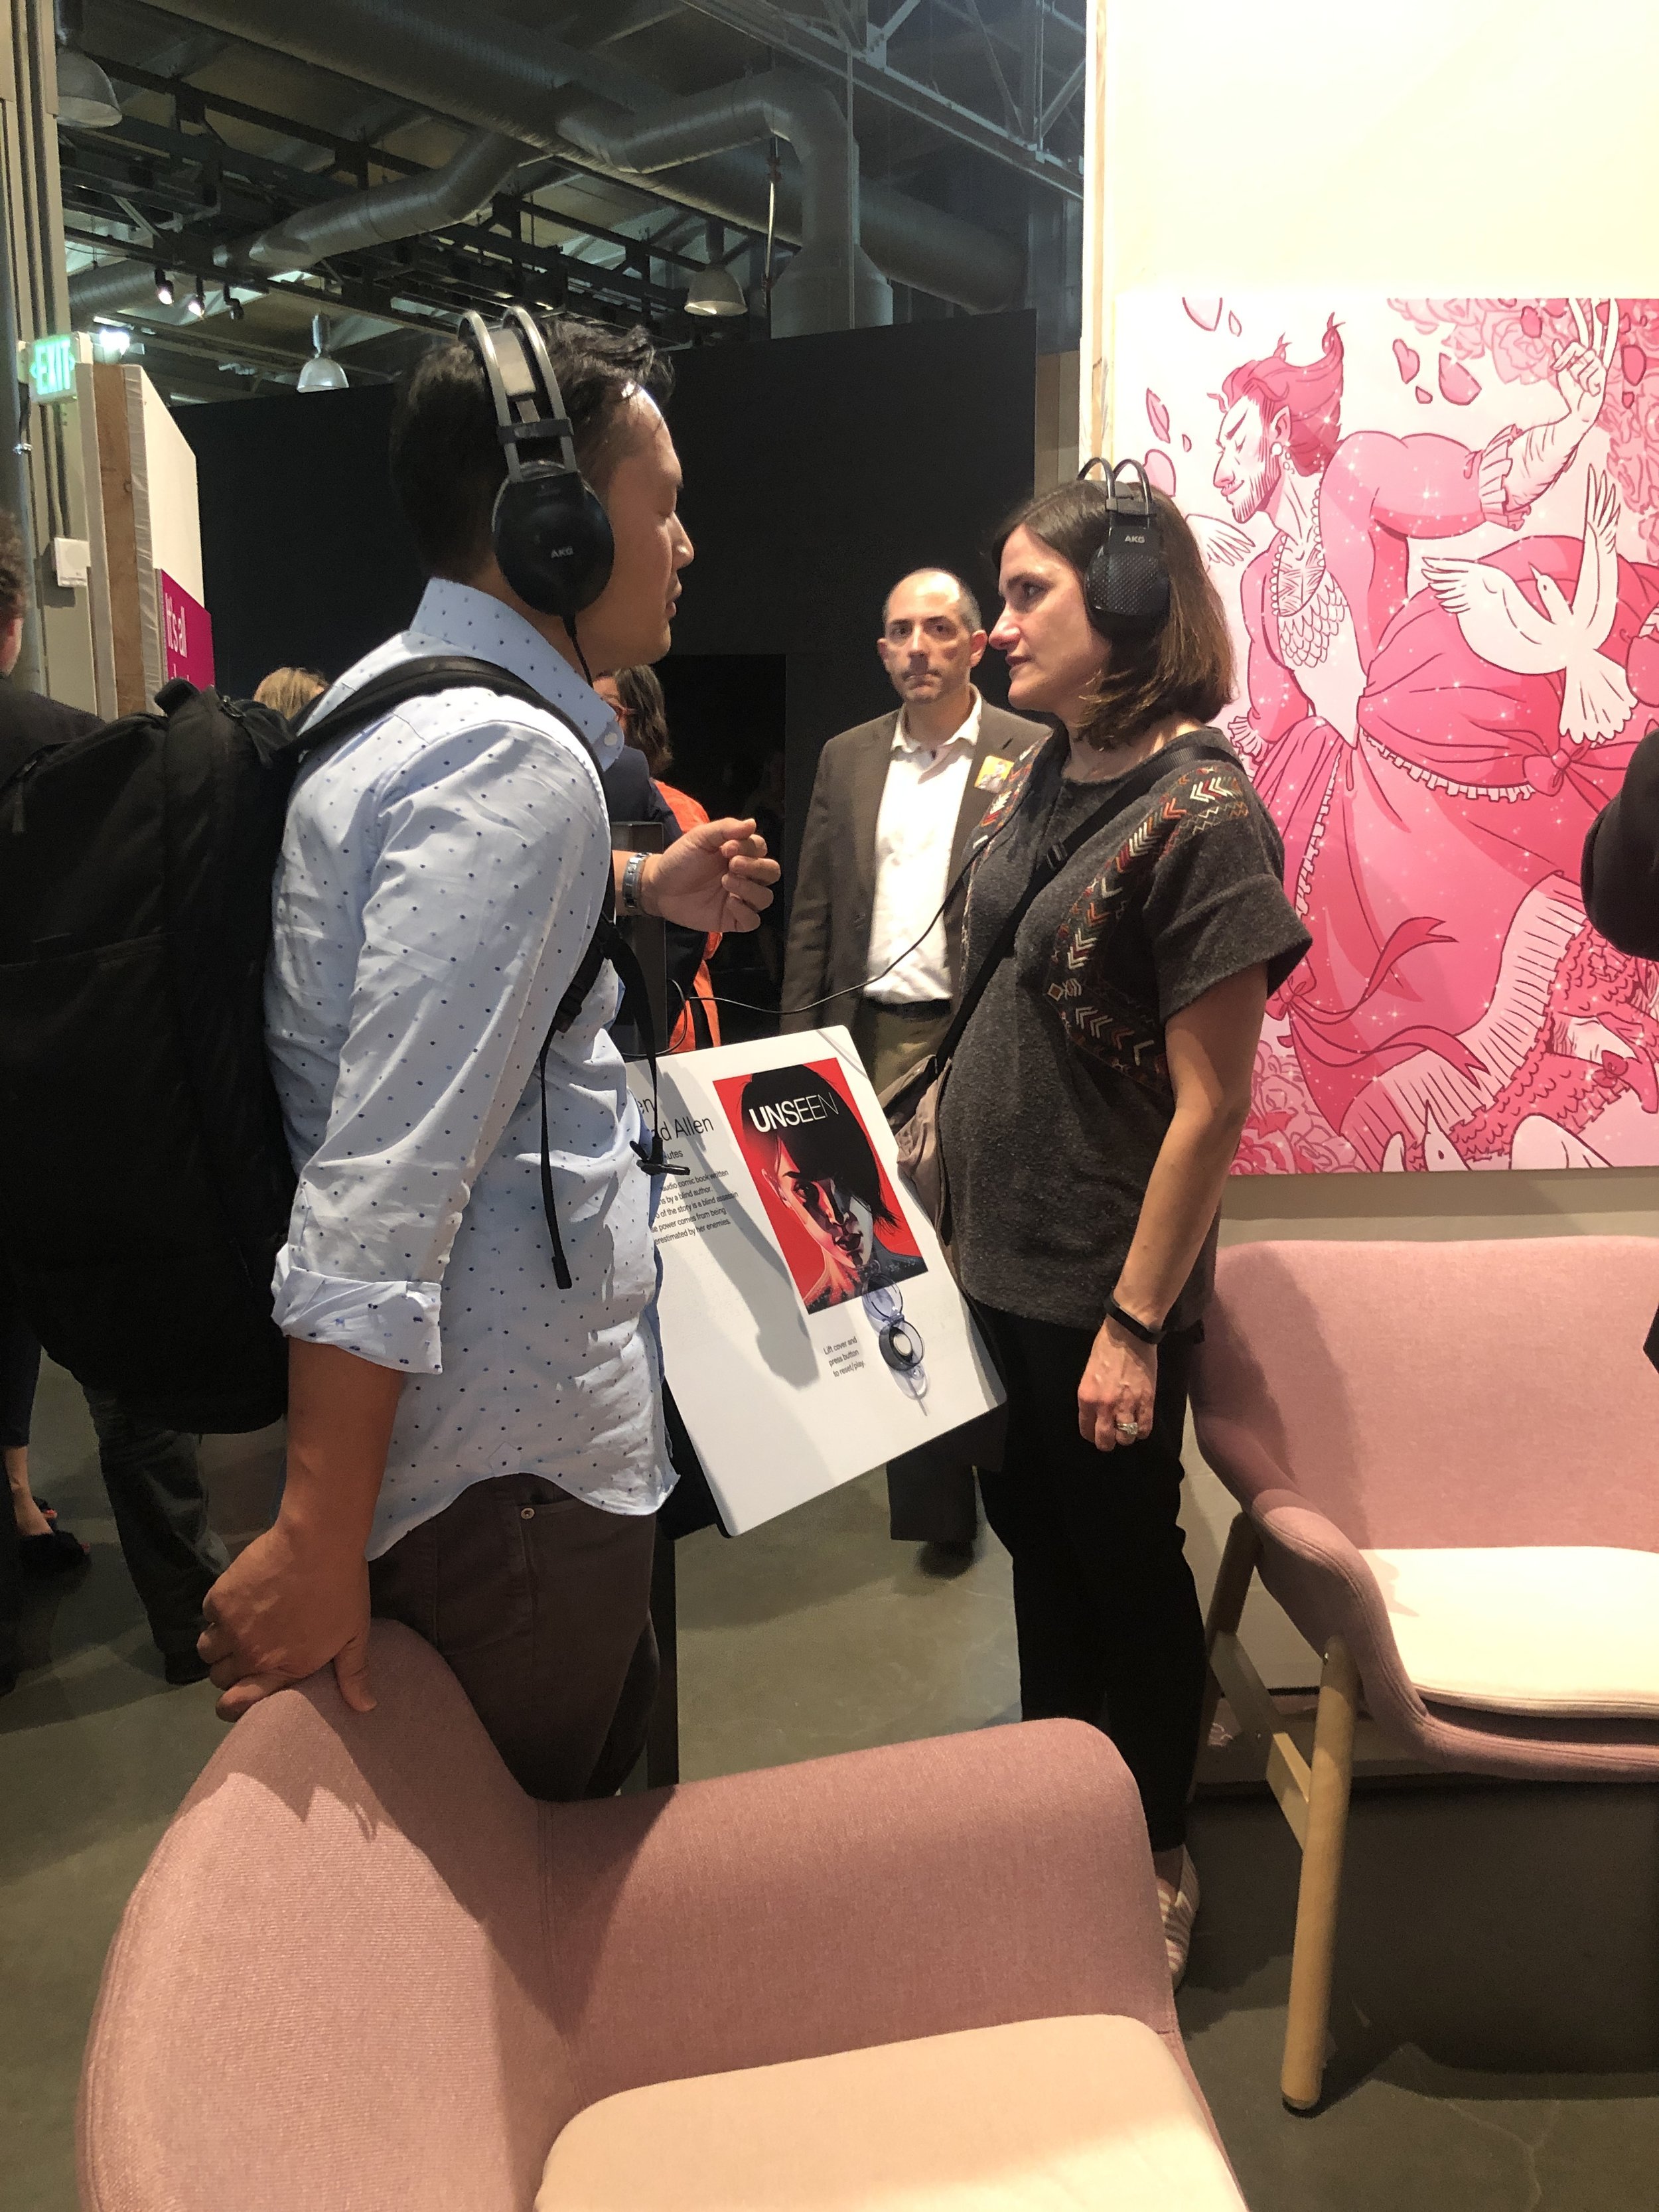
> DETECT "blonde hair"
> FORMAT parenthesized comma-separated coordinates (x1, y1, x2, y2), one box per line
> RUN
(253, 666, 327, 718)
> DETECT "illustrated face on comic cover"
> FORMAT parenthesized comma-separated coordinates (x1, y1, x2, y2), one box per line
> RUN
(1115, 292, 1659, 1174)
(716, 1060, 927, 1315)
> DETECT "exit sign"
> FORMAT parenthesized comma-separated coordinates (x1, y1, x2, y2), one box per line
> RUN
(22, 332, 78, 403)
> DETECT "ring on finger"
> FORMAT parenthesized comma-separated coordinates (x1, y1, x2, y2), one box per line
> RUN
(1116, 1417, 1141, 1441)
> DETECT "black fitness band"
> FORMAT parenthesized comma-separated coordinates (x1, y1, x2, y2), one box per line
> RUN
(1105, 1293, 1165, 1347)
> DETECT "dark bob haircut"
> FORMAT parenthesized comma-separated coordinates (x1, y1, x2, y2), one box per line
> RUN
(994, 480, 1234, 749)
(390, 314, 673, 581)
(739, 1066, 895, 1227)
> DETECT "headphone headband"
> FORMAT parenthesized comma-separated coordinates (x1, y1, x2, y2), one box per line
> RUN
(461, 308, 579, 480)
(456, 309, 615, 634)
(1075, 454, 1169, 644)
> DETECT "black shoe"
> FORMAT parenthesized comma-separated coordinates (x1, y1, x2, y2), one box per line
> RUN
(916, 1538, 977, 1578)
(163, 1648, 210, 1686)
(18, 1524, 90, 1576)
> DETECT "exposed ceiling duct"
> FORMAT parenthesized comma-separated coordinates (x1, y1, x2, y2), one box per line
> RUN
(555, 74, 889, 336)
(139, 0, 1024, 317)
(68, 126, 528, 323)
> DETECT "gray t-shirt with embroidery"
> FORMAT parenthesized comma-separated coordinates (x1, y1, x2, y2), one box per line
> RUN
(939, 733, 1309, 1333)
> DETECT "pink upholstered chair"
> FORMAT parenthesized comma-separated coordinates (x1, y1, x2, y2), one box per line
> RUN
(1192, 1236, 1659, 2112)
(79, 1622, 1244, 2211)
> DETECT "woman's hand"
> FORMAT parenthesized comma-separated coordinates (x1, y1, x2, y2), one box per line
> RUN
(1078, 1312, 1157, 1454)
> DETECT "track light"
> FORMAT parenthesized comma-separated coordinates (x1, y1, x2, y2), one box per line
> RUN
(223, 286, 244, 322)
(296, 312, 347, 394)
(55, 0, 120, 128)
(185, 277, 206, 319)
(153, 265, 173, 306)
(685, 263, 747, 318)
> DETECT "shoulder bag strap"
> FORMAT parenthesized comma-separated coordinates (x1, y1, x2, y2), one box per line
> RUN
(920, 733, 1238, 1084)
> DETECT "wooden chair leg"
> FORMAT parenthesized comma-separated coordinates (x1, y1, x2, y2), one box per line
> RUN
(1196, 1512, 1263, 1756)
(1280, 1635, 1360, 2112)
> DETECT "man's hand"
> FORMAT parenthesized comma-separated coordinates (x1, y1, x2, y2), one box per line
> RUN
(643, 816, 780, 934)
(198, 1517, 375, 1721)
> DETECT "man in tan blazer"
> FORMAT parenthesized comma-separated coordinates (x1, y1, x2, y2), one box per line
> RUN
(782, 567, 1042, 1559)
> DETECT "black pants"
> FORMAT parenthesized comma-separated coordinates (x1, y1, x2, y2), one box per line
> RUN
(0, 1303, 40, 1451)
(975, 1305, 1207, 1853)
(81, 1389, 229, 1660)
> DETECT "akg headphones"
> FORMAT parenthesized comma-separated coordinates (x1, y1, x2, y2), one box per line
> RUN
(1077, 456, 1171, 645)
(461, 305, 614, 635)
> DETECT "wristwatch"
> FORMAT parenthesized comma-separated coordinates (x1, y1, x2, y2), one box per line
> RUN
(618, 849, 651, 918)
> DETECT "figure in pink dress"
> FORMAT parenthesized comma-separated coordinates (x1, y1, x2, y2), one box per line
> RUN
(1210, 305, 1659, 1168)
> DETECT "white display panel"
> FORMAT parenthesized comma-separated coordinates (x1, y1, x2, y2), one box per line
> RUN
(635, 1026, 1005, 1536)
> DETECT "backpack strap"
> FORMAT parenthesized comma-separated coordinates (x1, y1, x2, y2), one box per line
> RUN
(293, 654, 557, 755)
(295, 652, 670, 1291)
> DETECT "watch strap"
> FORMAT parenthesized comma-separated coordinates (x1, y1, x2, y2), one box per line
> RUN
(1105, 1293, 1165, 1346)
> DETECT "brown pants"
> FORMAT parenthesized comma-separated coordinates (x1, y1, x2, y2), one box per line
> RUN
(369, 1473, 658, 1803)
(851, 996, 952, 1098)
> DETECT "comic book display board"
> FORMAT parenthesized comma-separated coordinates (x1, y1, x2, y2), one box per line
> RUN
(634, 1027, 1004, 1535)
(1110, 292, 1659, 1174)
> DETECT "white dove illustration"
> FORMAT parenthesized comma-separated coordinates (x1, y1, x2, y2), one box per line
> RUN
(1420, 468, 1635, 746)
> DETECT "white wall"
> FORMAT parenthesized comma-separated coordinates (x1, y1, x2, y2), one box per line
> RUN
(1086, 0, 1659, 1681)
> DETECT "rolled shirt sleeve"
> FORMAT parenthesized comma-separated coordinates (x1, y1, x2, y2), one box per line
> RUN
(269, 709, 613, 1372)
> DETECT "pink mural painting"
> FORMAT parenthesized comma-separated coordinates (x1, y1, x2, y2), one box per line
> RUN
(1116, 293, 1659, 1172)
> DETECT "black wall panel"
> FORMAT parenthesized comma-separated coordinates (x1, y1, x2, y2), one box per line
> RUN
(178, 311, 1036, 879)
(179, 383, 422, 700)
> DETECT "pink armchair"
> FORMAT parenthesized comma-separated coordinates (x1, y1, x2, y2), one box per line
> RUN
(1192, 1236, 1659, 2111)
(79, 1621, 1239, 2211)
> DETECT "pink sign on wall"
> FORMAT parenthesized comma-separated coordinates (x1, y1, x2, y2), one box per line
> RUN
(159, 570, 214, 690)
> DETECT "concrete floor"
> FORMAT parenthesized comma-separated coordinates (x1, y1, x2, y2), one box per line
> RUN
(4, 1359, 1658, 2210)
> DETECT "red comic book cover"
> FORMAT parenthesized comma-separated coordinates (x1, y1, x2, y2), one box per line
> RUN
(714, 1057, 927, 1315)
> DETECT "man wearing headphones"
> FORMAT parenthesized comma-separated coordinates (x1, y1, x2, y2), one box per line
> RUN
(196, 313, 778, 1801)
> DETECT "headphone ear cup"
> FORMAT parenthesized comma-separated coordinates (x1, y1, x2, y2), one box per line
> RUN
(1084, 506, 1171, 644)
(492, 465, 615, 621)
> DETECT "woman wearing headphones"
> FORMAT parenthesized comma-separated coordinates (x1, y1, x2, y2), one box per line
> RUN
(937, 477, 1309, 1983)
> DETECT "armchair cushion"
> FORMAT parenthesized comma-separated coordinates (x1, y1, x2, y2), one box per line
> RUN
(1364, 1546, 1659, 1719)
(534, 2014, 1245, 2212)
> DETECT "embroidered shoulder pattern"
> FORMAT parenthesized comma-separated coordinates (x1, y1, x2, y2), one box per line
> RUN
(1045, 764, 1252, 1097)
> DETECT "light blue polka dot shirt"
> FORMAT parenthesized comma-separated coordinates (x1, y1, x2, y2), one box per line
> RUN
(265, 579, 672, 1560)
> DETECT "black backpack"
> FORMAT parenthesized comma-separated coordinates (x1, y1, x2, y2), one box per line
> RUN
(0, 655, 635, 1434)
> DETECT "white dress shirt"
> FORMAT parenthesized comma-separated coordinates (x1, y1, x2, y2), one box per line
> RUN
(864, 690, 981, 1005)
(265, 579, 672, 1560)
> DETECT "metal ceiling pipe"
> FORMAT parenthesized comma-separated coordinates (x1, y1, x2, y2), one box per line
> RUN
(555, 74, 890, 335)
(244, 127, 523, 270)
(137, 0, 1023, 313)
(68, 126, 528, 323)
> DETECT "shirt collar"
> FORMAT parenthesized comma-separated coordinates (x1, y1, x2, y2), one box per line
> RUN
(893, 687, 982, 757)
(406, 578, 624, 769)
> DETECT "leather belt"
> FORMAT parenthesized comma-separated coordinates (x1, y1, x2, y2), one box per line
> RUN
(863, 997, 952, 1019)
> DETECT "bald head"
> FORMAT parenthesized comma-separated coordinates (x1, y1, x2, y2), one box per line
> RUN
(881, 567, 982, 634)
